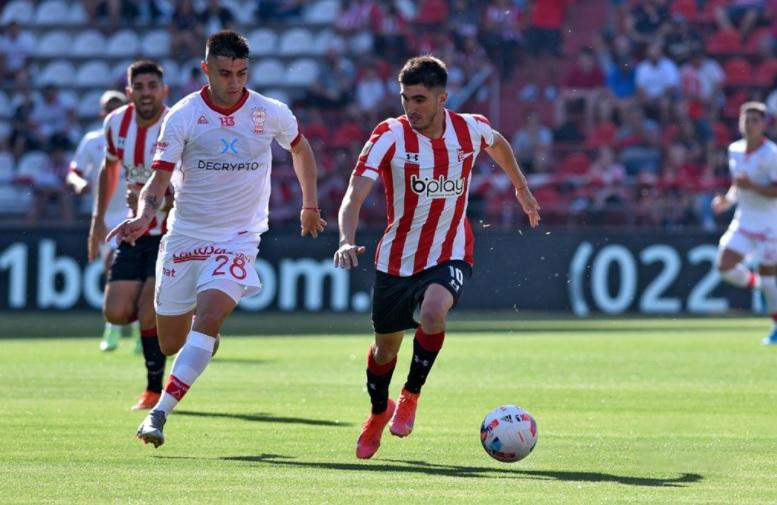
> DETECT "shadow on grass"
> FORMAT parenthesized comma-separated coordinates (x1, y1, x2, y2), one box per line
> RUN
(175, 410, 352, 427)
(217, 454, 702, 486)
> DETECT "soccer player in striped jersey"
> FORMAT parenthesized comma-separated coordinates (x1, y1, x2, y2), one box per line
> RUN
(334, 55, 541, 459)
(66, 90, 141, 353)
(712, 101, 777, 344)
(89, 61, 170, 411)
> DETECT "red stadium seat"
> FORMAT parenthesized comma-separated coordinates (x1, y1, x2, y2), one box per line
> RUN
(586, 122, 616, 149)
(671, 0, 697, 20)
(560, 152, 590, 176)
(744, 27, 772, 54)
(712, 121, 732, 148)
(723, 57, 753, 86)
(753, 58, 777, 87)
(706, 29, 743, 56)
(723, 90, 750, 119)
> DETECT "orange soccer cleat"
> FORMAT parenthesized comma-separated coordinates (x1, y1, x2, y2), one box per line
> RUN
(356, 399, 395, 459)
(389, 388, 419, 437)
(130, 390, 161, 411)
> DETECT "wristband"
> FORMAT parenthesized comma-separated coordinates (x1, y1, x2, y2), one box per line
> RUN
(302, 207, 321, 212)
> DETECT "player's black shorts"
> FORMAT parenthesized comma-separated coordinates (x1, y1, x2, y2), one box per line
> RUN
(371, 260, 472, 334)
(108, 235, 162, 282)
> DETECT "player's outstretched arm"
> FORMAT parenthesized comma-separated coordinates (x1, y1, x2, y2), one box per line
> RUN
(107, 169, 172, 246)
(290, 133, 327, 238)
(734, 175, 777, 198)
(711, 185, 736, 215)
(485, 130, 541, 228)
(88, 159, 120, 261)
(334, 175, 374, 270)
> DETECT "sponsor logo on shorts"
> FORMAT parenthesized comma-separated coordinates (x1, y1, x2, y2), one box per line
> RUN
(172, 246, 249, 263)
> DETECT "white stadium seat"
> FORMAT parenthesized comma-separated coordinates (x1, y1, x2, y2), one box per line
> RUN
(77, 89, 104, 118)
(72, 30, 106, 57)
(304, 0, 340, 24)
(38, 61, 76, 87)
(279, 28, 314, 56)
(0, 151, 14, 182)
(248, 28, 277, 56)
(68, 2, 87, 24)
(0, 184, 31, 214)
(285, 58, 319, 87)
(106, 30, 140, 57)
(313, 30, 341, 55)
(34, 0, 69, 25)
(160, 59, 180, 86)
(75, 61, 112, 88)
(250, 59, 285, 87)
(350, 32, 374, 54)
(57, 89, 78, 110)
(110, 59, 133, 85)
(0, 90, 10, 118)
(16, 151, 48, 181)
(1, 0, 34, 24)
(36, 30, 71, 57)
(141, 30, 171, 58)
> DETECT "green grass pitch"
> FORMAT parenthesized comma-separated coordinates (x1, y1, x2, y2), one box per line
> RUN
(2, 315, 777, 504)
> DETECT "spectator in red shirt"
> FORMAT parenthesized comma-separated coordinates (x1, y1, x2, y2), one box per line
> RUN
(557, 47, 605, 129)
(521, 0, 573, 101)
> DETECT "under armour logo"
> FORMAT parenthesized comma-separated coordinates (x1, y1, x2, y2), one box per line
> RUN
(405, 152, 419, 162)
(220, 138, 238, 154)
(413, 355, 430, 367)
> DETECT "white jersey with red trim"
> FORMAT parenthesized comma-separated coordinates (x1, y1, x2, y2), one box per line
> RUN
(103, 103, 170, 235)
(151, 87, 301, 242)
(69, 128, 128, 220)
(354, 109, 494, 276)
(728, 138, 777, 235)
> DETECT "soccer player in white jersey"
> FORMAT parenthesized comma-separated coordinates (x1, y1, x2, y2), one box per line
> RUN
(108, 31, 326, 447)
(66, 90, 141, 352)
(90, 61, 171, 411)
(333, 56, 541, 459)
(712, 101, 777, 345)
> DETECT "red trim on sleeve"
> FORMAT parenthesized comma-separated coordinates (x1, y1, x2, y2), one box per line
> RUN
(105, 126, 117, 156)
(152, 160, 176, 171)
(200, 86, 249, 116)
(68, 162, 83, 175)
(290, 132, 302, 148)
(473, 114, 491, 126)
(353, 163, 379, 176)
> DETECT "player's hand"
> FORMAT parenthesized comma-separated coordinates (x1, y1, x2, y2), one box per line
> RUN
(334, 243, 366, 270)
(733, 174, 754, 190)
(515, 186, 541, 228)
(88, 218, 106, 262)
(106, 217, 150, 247)
(711, 194, 732, 215)
(300, 208, 327, 238)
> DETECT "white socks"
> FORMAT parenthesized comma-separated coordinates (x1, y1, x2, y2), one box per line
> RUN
(154, 331, 216, 415)
(719, 264, 759, 288)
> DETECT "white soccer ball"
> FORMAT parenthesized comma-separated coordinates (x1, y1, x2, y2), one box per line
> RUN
(480, 405, 538, 463)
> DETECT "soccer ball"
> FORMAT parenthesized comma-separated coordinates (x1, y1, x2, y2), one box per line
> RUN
(480, 405, 538, 463)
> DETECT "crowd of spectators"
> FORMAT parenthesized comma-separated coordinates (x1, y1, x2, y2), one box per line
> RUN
(2, 0, 777, 232)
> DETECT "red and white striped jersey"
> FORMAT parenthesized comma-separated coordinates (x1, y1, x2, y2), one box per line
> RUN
(103, 103, 170, 236)
(354, 110, 495, 276)
(69, 128, 128, 221)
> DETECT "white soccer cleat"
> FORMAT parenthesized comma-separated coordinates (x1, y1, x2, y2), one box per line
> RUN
(136, 410, 167, 448)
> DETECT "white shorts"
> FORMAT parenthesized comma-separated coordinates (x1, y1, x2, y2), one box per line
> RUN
(154, 233, 262, 316)
(719, 225, 777, 266)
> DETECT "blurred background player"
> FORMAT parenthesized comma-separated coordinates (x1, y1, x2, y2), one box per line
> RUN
(89, 61, 171, 410)
(712, 101, 777, 345)
(67, 89, 140, 353)
(334, 56, 541, 459)
(110, 31, 326, 447)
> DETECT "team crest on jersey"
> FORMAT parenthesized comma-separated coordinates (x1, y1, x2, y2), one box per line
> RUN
(197, 115, 209, 125)
(457, 148, 474, 162)
(154, 141, 168, 154)
(251, 107, 266, 134)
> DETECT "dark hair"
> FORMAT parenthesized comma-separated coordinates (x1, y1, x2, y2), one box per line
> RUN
(206, 30, 250, 60)
(127, 60, 164, 84)
(398, 55, 447, 89)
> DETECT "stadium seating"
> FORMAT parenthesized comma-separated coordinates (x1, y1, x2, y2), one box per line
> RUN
(36, 30, 71, 57)
(285, 58, 320, 87)
(706, 30, 743, 56)
(0, 90, 10, 118)
(248, 28, 278, 57)
(75, 61, 112, 88)
(1, 0, 34, 24)
(38, 61, 76, 87)
(33, 0, 70, 26)
(72, 30, 107, 57)
(106, 30, 141, 57)
(250, 59, 286, 87)
(724, 58, 754, 87)
(279, 28, 315, 56)
(16, 151, 48, 185)
(141, 30, 171, 59)
(304, 0, 341, 24)
(77, 89, 104, 119)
